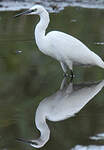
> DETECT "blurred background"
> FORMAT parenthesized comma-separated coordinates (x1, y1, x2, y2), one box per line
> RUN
(1, 0, 104, 11)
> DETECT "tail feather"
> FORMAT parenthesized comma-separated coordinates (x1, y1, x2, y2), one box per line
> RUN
(97, 60, 104, 69)
(95, 55, 104, 69)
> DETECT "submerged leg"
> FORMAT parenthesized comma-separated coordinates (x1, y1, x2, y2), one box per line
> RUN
(60, 77, 67, 90)
(60, 62, 68, 77)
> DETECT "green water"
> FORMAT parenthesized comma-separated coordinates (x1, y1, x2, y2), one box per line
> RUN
(0, 6, 104, 150)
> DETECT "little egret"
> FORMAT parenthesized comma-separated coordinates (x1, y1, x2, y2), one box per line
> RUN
(16, 78, 104, 148)
(14, 5, 104, 77)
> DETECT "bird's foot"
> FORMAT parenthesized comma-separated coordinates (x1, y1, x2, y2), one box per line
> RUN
(70, 74, 75, 78)
(63, 73, 75, 79)
(63, 73, 69, 77)
(70, 70, 75, 79)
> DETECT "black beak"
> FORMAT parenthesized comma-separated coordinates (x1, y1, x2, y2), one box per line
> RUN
(16, 138, 38, 145)
(13, 9, 32, 18)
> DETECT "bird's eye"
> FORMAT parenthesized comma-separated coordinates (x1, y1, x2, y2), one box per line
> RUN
(31, 8, 37, 12)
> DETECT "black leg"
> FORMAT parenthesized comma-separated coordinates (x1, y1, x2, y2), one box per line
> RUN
(70, 70, 74, 79)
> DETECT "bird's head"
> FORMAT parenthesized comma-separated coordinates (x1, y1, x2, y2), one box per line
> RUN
(16, 137, 47, 148)
(14, 5, 46, 18)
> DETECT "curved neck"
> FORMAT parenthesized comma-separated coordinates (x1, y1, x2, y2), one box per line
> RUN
(34, 112, 50, 148)
(35, 10, 50, 43)
(37, 119, 50, 141)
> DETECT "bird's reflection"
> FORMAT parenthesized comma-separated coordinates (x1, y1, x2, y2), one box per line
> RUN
(17, 78, 104, 148)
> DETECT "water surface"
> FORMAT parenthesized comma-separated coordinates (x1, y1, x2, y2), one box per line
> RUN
(0, 6, 104, 150)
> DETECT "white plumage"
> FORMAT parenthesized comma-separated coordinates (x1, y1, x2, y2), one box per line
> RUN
(15, 5, 104, 77)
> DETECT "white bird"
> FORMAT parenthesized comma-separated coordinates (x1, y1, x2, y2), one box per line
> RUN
(16, 78, 104, 148)
(14, 5, 104, 77)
